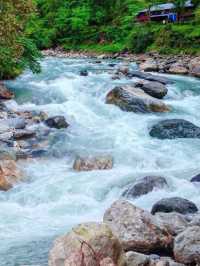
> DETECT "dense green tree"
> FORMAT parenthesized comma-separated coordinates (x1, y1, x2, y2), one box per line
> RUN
(0, 0, 41, 79)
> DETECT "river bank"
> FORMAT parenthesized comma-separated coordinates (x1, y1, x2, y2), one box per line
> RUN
(0, 56, 200, 265)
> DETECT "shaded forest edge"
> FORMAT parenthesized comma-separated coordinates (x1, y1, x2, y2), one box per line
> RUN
(1, 0, 200, 79)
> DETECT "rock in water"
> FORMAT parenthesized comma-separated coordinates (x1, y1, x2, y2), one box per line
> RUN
(106, 86, 170, 113)
(122, 176, 168, 198)
(45, 116, 69, 129)
(190, 173, 200, 183)
(80, 70, 88, 76)
(150, 119, 200, 139)
(174, 226, 200, 264)
(189, 57, 200, 77)
(151, 197, 198, 215)
(168, 64, 188, 75)
(13, 129, 36, 140)
(139, 82, 168, 99)
(140, 60, 158, 72)
(103, 200, 172, 253)
(0, 160, 22, 191)
(48, 222, 125, 266)
(73, 156, 113, 171)
(0, 83, 14, 100)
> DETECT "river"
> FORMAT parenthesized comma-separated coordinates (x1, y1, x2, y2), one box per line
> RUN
(1, 57, 200, 265)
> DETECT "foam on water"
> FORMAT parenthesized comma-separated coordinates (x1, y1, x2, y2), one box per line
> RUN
(1, 57, 200, 265)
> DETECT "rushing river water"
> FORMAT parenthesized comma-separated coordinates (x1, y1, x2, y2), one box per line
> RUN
(1, 57, 200, 265)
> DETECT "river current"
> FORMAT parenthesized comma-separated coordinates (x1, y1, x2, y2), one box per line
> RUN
(1, 57, 200, 265)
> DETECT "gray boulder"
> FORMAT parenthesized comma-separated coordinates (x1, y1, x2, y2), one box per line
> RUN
(103, 200, 173, 253)
(129, 71, 173, 85)
(174, 226, 200, 264)
(45, 116, 69, 129)
(151, 197, 198, 215)
(139, 82, 168, 99)
(150, 119, 200, 139)
(106, 86, 170, 113)
(122, 176, 168, 198)
(190, 173, 200, 183)
(13, 129, 36, 140)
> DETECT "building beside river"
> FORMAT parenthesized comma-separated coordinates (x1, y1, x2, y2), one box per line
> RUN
(136, 0, 195, 23)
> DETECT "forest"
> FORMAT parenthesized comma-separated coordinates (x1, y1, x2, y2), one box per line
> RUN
(1, 0, 200, 79)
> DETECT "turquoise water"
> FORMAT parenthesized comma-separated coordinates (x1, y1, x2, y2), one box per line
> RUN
(1, 57, 200, 265)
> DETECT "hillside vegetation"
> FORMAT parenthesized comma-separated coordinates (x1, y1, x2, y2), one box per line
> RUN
(1, 0, 200, 79)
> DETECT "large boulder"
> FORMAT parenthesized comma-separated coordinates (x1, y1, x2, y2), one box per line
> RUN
(122, 176, 168, 199)
(129, 71, 173, 85)
(137, 82, 168, 99)
(106, 86, 170, 113)
(174, 226, 200, 264)
(151, 197, 198, 215)
(155, 212, 188, 236)
(73, 156, 113, 171)
(140, 60, 158, 72)
(0, 83, 14, 100)
(190, 173, 200, 183)
(48, 222, 125, 266)
(150, 119, 200, 139)
(13, 129, 36, 140)
(103, 200, 172, 253)
(45, 116, 69, 129)
(168, 64, 188, 75)
(189, 57, 200, 77)
(0, 160, 22, 191)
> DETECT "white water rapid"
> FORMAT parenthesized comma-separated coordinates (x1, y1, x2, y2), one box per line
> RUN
(1, 57, 200, 265)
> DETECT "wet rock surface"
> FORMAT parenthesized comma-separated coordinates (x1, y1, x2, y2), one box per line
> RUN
(151, 197, 198, 215)
(106, 86, 170, 113)
(137, 81, 168, 99)
(45, 116, 69, 129)
(122, 176, 168, 198)
(150, 119, 200, 139)
(73, 156, 113, 171)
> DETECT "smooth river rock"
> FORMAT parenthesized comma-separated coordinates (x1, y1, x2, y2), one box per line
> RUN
(48, 222, 125, 266)
(0, 160, 22, 191)
(106, 86, 170, 113)
(129, 71, 173, 85)
(168, 64, 188, 75)
(73, 156, 113, 171)
(174, 226, 200, 264)
(190, 173, 200, 183)
(103, 200, 172, 253)
(150, 119, 200, 139)
(45, 116, 69, 129)
(138, 82, 168, 99)
(151, 197, 198, 215)
(122, 176, 168, 198)
(140, 60, 158, 72)
(189, 57, 200, 77)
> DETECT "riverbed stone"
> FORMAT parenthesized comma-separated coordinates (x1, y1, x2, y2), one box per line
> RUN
(168, 64, 188, 75)
(122, 176, 168, 199)
(48, 222, 125, 266)
(45, 116, 69, 129)
(129, 71, 173, 85)
(174, 226, 200, 264)
(106, 86, 170, 113)
(189, 57, 200, 77)
(13, 129, 36, 140)
(140, 60, 158, 72)
(155, 212, 188, 236)
(7, 117, 26, 129)
(190, 173, 200, 183)
(103, 200, 172, 253)
(73, 155, 113, 171)
(150, 119, 200, 139)
(0, 160, 22, 191)
(139, 82, 168, 99)
(0, 83, 14, 100)
(151, 197, 198, 215)
(80, 70, 88, 76)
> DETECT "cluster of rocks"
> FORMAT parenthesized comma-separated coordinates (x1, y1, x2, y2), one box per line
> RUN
(0, 82, 69, 191)
(49, 197, 200, 266)
(137, 54, 200, 78)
